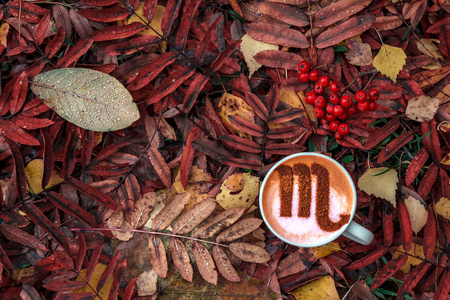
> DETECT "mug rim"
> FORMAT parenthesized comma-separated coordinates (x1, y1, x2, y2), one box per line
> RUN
(259, 152, 357, 247)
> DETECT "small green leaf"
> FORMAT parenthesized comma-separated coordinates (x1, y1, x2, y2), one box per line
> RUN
(31, 68, 140, 132)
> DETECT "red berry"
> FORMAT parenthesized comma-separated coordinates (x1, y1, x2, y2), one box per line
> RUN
(368, 100, 377, 111)
(355, 90, 368, 102)
(338, 112, 348, 120)
(314, 83, 324, 94)
(340, 95, 352, 108)
(329, 93, 340, 105)
(334, 132, 343, 140)
(329, 120, 340, 132)
(298, 61, 311, 73)
(314, 96, 326, 109)
(338, 123, 350, 136)
(305, 91, 317, 104)
(333, 104, 345, 116)
(298, 72, 310, 83)
(329, 82, 341, 93)
(369, 88, 380, 101)
(320, 118, 329, 126)
(326, 103, 334, 113)
(309, 70, 319, 81)
(314, 107, 325, 119)
(326, 112, 337, 121)
(357, 100, 370, 111)
(347, 104, 357, 115)
(318, 75, 330, 88)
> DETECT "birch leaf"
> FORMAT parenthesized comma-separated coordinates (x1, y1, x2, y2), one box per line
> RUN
(372, 44, 407, 82)
(405, 95, 440, 122)
(405, 194, 428, 233)
(25, 159, 64, 194)
(358, 168, 398, 206)
(31, 68, 140, 132)
(290, 276, 339, 300)
(240, 34, 278, 77)
(436, 197, 450, 220)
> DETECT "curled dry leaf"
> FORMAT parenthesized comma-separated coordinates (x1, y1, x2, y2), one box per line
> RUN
(358, 168, 398, 206)
(192, 241, 218, 285)
(405, 95, 440, 122)
(345, 42, 373, 66)
(216, 218, 263, 243)
(195, 207, 245, 238)
(170, 238, 193, 282)
(212, 245, 240, 282)
(152, 192, 190, 231)
(148, 235, 168, 278)
(172, 199, 217, 235)
(228, 242, 270, 263)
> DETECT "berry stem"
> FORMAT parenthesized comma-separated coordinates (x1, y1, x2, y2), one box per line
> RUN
(341, 69, 378, 94)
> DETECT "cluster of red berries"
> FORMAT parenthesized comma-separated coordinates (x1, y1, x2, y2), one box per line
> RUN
(297, 61, 380, 140)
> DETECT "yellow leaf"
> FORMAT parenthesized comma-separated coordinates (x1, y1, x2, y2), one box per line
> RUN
(290, 276, 340, 300)
(25, 159, 64, 194)
(436, 83, 450, 104)
(436, 197, 450, 221)
(416, 39, 443, 59)
(441, 152, 450, 165)
(404, 194, 428, 234)
(311, 242, 341, 259)
(217, 92, 256, 138)
(173, 166, 213, 210)
(216, 173, 259, 211)
(372, 44, 406, 82)
(279, 89, 303, 108)
(72, 263, 117, 299)
(0, 23, 10, 48)
(393, 244, 425, 273)
(240, 34, 278, 77)
(136, 270, 158, 296)
(405, 95, 440, 122)
(358, 168, 398, 206)
(225, 173, 244, 191)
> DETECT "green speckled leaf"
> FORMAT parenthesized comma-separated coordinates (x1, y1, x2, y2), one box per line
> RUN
(31, 68, 140, 132)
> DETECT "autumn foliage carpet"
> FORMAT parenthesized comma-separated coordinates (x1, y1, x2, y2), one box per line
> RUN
(0, 0, 450, 299)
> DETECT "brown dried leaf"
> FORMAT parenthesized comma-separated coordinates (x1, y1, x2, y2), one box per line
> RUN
(195, 207, 245, 238)
(172, 199, 217, 235)
(254, 50, 303, 70)
(216, 218, 263, 243)
(257, 2, 308, 27)
(314, 0, 372, 28)
(134, 192, 156, 228)
(345, 42, 373, 66)
(405, 95, 440, 122)
(148, 235, 168, 278)
(170, 238, 193, 282)
(213, 245, 240, 282)
(148, 146, 171, 188)
(152, 192, 191, 231)
(228, 242, 270, 263)
(192, 241, 218, 285)
(247, 23, 309, 48)
(404, 193, 428, 234)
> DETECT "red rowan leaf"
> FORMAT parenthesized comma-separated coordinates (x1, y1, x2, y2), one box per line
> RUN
(35, 250, 74, 272)
(127, 52, 178, 91)
(244, 91, 269, 122)
(6, 0, 49, 23)
(152, 192, 190, 231)
(53, 6, 72, 41)
(397, 199, 413, 252)
(439, 26, 450, 59)
(267, 84, 280, 115)
(210, 40, 242, 72)
(228, 115, 264, 137)
(22, 203, 71, 252)
(92, 22, 146, 42)
(105, 35, 161, 55)
(44, 270, 78, 283)
(10, 72, 28, 115)
(0, 223, 48, 251)
(93, 142, 131, 163)
(397, 261, 431, 299)
(223, 157, 261, 170)
(423, 206, 436, 260)
(269, 108, 304, 124)
(62, 124, 79, 179)
(213, 245, 240, 282)
(173, 200, 216, 235)
(146, 66, 196, 105)
(195, 207, 245, 239)
(439, 168, 450, 198)
(281, 77, 310, 91)
(377, 131, 414, 164)
(417, 163, 439, 198)
(81, 131, 95, 169)
(258, 2, 308, 26)
(201, 99, 229, 136)
(87, 164, 130, 176)
(161, 0, 182, 35)
(220, 135, 261, 153)
(22, 98, 51, 117)
(47, 192, 99, 228)
(54, 292, 95, 300)
(346, 248, 389, 270)
(411, 65, 450, 89)
(143, 0, 158, 20)
(374, 15, 403, 31)
(254, 50, 303, 70)
(97, 251, 121, 291)
(191, 138, 232, 162)
(176, 0, 201, 49)
(277, 249, 309, 278)
(86, 240, 103, 281)
(405, 147, 429, 186)
(419, 254, 447, 293)
(78, 6, 130, 22)
(182, 74, 209, 112)
(21, 284, 44, 299)
(364, 119, 400, 150)
(370, 254, 408, 291)
(426, 17, 450, 34)
(0, 77, 13, 116)
(314, 0, 372, 28)
(69, 8, 92, 40)
(43, 280, 86, 292)
(12, 115, 54, 130)
(229, 242, 271, 263)
(81, 0, 117, 5)
(216, 218, 263, 243)
(247, 22, 309, 48)
(382, 203, 394, 246)
(435, 270, 450, 300)
(35, 13, 51, 46)
(122, 277, 137, 300)
(147, 146, 171, 188)
(180, 126, 202, 187)
(337, 135, 365, 149)
(108, 259, 126, 300)
(75, 233, 86, 272)
(315, 15, 376, 48)
(56, 39, 94, 68)
(266, 125, 306, 140)
(24, 58, 47, 77)
(195, 17, 223, 63)
(192, 241, 218, 285)
(0, 240, 14, 276)
(170, 238, 193, 282)
(265, 143, 306, 155)
(148, 235, 168, 278)
(421, 119, 442, 162)
(68, 178, 118, 210)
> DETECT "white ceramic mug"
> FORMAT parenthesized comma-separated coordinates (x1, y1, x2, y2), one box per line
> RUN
(259, 153, 374, 247)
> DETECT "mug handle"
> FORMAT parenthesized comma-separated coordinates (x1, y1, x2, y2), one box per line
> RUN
(342, 221, 374, 245)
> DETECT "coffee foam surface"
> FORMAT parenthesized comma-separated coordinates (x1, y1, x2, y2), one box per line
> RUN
(261, 157, 354, 245)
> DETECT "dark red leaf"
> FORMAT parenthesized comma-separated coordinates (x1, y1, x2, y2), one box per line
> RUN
(191, 138, 232, 162)
(35, 13, 51, 46)
(269, 108, 304, 124)
(108, 259, 126, 300)
(254, 50, 303, 70)
(247, 22, 309, 48)
(22, 98, 51, 117)
(143, 0, 157, 20)
(10, 72, 28, 115)
(86, 240, 103, 282)
(364, 119, 400, 150)
(220, 135, 261, 153)
(56, 39, 94, 68)
(4, 137, 28, 201)
(92, 22, 146, 41)
(435, 270, 450, 300)
(97, 251, 121, 292)
(211, 40, 242, 72)
(265, 142, 306, 155)
(201, 99, 229, 136)
(122, 277, 137, 300)
(0, 223, 48, 251)
(258, 2, 308, 27)
(228, 115, 264, 137)
(382, 203, 394, 246)
(397, 199, 413, 252)
(81, 0, 117, 6)
(87, 164, 130, 176)
(75, 233, 86, 272)
(176, 0, 201, 49)
(44, 280, 86, 292)
(405, 147, 429, 186)
(244, 91, 269, 122)
(0, 244, 14, 276)
(93, 142, 131, 163)
(147, 146, 172, 188)
(417, 163, 439, 198)
(223, 157, 261, 170)
(6, 0, 49, 23)
(182, 74, 209, 112)
(195, 17, 223, 63)
(54, 292, 95, 300)
(12, 115, 54, 130)
(397, 262, 431, 299)
(62, 124, 79, 179)
(423, 206, 436, 260)
(421, 119, 442, 162)
(35, 250, 74, 272)
(267, 84, 280, 115)
(377, 131, 414, 164)
(22, 203, 71, 252)
(67, 178, 118, 210)
(314, 0, 372, 27)
(81, 131, 96, 169)
(161, 0, 182, 35)
(77, 6, 130, 22)
(370, 254, 408, 291)
(103, 35, 160, 55)
(266, 125, 306, 140)
(419, 254, 447, 293)
(180, 126, 202, 187)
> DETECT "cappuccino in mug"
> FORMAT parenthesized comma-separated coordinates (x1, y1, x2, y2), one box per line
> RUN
(260, 153, 357, 246)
